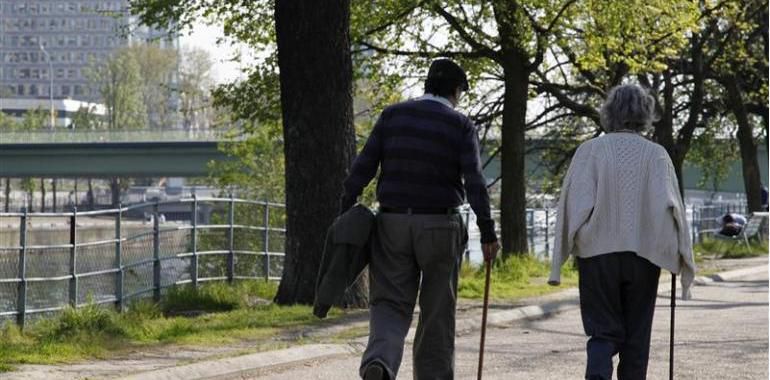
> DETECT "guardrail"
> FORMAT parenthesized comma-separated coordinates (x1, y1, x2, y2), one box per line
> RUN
(0, 196, 285, 328)
(0, 129, 243, 144)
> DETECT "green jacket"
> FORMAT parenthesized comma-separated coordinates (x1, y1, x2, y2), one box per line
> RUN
(313, 204, 375, 318)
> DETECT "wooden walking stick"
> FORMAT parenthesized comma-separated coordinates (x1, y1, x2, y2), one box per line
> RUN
(477, 258, 492, 380)
(670, 273, 676, 380)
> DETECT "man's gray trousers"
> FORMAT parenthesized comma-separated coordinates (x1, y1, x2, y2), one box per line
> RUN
(360, 212, 466, 380)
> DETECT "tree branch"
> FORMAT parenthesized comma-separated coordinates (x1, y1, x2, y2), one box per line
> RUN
(431, 4, 500, 61)
(358, 41, 493, 59)
(533, 73, 601, 125)
(359, 1, 426, 38)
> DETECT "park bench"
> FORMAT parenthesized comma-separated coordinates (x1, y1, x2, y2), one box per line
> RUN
(702, 212, 768, 249)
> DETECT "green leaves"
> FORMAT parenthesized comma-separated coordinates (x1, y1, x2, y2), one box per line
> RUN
(85, 48, 147, 129)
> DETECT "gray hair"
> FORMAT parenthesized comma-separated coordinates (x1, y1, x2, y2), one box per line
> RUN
(600, 84, 657, 133)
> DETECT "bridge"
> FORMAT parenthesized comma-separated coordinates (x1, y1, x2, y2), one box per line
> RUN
(0, 130, 237, 178)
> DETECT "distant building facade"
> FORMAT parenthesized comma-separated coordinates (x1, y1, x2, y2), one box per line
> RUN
(0, 1, 178, 123)
(0, 97, 105, 128)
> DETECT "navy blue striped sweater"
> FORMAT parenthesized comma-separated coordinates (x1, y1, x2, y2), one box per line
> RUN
(341, 98, 497, 243)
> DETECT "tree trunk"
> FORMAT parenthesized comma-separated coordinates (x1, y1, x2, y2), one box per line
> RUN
(273, 0, 358, 305)
(493, 0, 531, 256)
(27, 187, 33, 213)
(725, 77, 763, 212)
(52, 179, 57, 212)
(4, 178, 9, 212)
(40, 178, 46, 212)
(653, 70, 688, 197)
(110, 177, 120, 209)
(500, 61, 530, 255)
(88, 178, 95, 210)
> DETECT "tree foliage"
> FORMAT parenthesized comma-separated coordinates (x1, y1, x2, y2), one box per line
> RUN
(86, 48, 148, 130)
(130, 44, 179, 129)
(179, 47, 217, 129)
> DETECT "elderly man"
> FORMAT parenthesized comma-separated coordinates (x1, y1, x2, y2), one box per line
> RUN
(339, 58, 500, 380)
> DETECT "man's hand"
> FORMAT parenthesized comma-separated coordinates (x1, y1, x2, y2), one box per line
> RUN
(481, 241, 500, 262)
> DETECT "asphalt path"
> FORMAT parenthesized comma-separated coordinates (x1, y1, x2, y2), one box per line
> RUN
(249, 270, 768, 379)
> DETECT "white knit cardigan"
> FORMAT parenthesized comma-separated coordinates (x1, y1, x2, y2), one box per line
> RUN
(549, 133, 696, 299)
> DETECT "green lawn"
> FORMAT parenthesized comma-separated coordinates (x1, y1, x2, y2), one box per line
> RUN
(694, 238, 768, 260)
(0, 281, 339, 372)
(458, 254, 578, 300)
(0, 255, 578, 372)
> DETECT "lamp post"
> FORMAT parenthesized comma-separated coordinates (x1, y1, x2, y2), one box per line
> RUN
(38, 44, 54, 129)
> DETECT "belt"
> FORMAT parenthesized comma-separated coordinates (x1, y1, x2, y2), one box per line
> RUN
(379, 206, 460, 215)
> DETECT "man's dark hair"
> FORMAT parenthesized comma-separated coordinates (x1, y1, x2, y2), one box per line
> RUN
(424, 58, 469, 98)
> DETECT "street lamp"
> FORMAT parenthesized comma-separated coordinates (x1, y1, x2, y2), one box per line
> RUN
(38, 44, 54, 130)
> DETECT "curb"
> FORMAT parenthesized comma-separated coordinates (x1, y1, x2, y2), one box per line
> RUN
(118, 344, 354, 380)
(120, 263, 767, 379)
(709, 265, 767, 282)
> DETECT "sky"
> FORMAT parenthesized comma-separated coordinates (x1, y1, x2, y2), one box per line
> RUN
(179, 22, 255, 85)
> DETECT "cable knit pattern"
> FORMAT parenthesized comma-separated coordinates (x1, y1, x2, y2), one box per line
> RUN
(549, 133, 696, 300)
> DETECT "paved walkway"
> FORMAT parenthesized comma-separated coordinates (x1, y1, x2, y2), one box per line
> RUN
(236, 269, 769, 380)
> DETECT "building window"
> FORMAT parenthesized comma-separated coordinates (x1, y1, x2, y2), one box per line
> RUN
(18, 85, 25, 96)
(30, 85, 38, 96)
(62, 85, 71, 96)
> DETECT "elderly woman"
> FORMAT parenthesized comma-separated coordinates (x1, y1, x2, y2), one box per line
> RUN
(549, 84, 696, 380)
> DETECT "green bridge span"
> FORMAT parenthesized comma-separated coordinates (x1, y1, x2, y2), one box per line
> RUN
(0, 130, 234, 178)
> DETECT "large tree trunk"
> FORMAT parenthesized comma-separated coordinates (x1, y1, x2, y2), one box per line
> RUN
(494, 0, 530, 255)
(273, 0, 358, 305)
(500, 62, 530, 255)
(725, 77, 763, 212)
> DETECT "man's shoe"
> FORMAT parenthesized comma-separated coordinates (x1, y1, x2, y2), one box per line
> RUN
(363, 363, 385, 380)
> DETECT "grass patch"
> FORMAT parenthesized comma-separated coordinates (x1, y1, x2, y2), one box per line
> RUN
(459, 254, 578, 300)
(0, 280, 338, 370)
(328, 325, 370, 343)
(694, 238, 769, 259)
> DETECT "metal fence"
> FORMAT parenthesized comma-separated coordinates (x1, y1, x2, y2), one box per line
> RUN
(461, 201, 761, 261)
(0, 196, 285, 328)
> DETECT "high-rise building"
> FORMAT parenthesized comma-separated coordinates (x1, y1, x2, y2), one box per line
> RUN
(0, 1, 178, 109)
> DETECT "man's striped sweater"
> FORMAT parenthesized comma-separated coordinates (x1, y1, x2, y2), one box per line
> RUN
(340, 96, 497, 243)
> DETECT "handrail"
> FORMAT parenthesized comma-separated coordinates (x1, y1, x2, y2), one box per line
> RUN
(0, 197, 287, 326)
(0, 196, 284, 217)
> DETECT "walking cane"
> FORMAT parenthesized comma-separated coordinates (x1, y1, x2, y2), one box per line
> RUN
(669, 273, 676, 380)
(477, 257, 492, 380)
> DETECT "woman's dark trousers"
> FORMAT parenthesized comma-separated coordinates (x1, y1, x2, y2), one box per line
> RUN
(577, 252, 661, 380)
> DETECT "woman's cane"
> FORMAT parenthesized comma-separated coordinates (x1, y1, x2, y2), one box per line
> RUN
(669, 273, 676, 380)
(477, 257, 492, 380)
